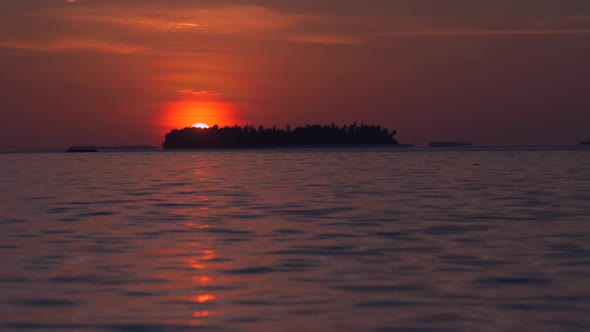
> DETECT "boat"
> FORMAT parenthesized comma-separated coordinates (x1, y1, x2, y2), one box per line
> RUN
(67, 146, 98, 153)
(581, 140, 590, 145)
(429, 141, 472, 148)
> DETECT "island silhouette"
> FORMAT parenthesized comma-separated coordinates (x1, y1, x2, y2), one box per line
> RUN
(162, 123, 399, 149)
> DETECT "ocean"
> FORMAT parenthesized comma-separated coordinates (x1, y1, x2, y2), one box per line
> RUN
(1, 147, 589, 331)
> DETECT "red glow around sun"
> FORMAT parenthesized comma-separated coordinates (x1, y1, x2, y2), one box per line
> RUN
(156, 100, 242, 136)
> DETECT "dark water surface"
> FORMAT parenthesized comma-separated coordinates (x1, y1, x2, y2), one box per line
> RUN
(1, 148, 590, 331)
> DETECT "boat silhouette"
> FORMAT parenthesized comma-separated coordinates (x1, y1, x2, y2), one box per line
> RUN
(67, 146, 98, 153)
(429, 141, 472, 148)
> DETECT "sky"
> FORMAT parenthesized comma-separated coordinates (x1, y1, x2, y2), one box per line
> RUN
(1, 0, 589, 150)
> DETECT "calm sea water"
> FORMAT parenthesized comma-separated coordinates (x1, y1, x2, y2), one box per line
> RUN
(1, 147, 589, 332)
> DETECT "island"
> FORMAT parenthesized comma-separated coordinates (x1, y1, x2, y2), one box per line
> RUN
(162, 123, 400, 149)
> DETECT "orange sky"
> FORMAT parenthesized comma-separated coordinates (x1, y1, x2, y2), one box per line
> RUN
(1, 1, 590, 150)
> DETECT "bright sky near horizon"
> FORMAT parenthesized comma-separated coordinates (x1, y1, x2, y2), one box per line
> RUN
(1, 0, 589, 150)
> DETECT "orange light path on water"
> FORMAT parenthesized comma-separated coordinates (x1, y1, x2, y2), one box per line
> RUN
(197, 294, 215, 303)
(192, 311, 210, 318)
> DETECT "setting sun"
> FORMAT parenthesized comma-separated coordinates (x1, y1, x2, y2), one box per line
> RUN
(157, 100, 242, 137)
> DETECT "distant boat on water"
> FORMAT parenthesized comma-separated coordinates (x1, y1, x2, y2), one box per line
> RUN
(66, 145, 157, 152)
(581, 140, 590, 145)
(429, 141, 472, 148)
(67, 146, 98, 153)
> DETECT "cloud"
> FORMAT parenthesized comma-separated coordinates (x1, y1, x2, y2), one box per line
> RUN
(565, 15, 590, 22)
(5, 2, 590, 56)
(287, 34, 363, 45)
(42, 5, 303, 34)
(0, 39, 143, 54)
(373, 28, 590, 37)
(177, 89, 222, 97)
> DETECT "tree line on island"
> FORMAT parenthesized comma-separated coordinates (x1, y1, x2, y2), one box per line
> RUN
(162, 123, 399, 149)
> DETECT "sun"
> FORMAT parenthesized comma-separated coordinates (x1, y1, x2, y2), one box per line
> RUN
(156, 100, 243, 137)
(192, 123, 210, 129)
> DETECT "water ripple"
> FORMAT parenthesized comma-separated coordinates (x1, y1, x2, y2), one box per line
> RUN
(1, 149, 589, 331)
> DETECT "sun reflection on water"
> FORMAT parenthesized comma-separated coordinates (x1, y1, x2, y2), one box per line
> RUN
(197, 294, 215, 303)
(202, 249, 215, 261)
(192, 310, 210, 318)
(193, 275, 210, 285)
(186, 194, 219, 324)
